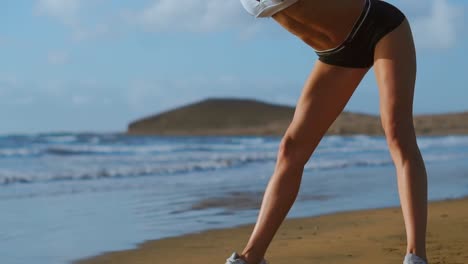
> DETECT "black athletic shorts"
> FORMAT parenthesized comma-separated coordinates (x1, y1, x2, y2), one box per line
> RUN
(315, 0, 406, 68)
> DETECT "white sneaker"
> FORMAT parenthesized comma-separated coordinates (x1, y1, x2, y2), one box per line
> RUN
(225, 252, 268, 264)
(403, 253, 428, 264)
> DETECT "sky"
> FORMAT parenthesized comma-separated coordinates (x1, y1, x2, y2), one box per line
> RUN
(0, 0, 467, 134)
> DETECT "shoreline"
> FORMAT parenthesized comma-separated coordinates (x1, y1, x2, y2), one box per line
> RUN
(74, 196, 468, 264)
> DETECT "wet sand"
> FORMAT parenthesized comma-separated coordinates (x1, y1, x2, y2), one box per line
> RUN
(74, 197, 468, 264)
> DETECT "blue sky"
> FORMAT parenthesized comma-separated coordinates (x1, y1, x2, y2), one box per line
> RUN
(1, 0, 467, 134)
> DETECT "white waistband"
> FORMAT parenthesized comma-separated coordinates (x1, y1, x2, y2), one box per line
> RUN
(240, 0, 300, 18)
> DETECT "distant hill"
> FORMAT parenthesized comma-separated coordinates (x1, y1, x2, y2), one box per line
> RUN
(126, 98, 468, 136)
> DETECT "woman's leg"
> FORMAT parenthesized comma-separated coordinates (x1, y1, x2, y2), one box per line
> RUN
(239, 61, 369, 264)
(373, 19, 428, 261)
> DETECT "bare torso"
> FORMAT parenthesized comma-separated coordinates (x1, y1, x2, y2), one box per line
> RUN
(272, 0, 366, 51)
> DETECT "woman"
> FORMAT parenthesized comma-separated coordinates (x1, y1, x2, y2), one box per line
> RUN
(225, 0, 429, 264)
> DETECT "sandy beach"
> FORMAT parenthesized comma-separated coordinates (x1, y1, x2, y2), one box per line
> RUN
(74, 196, 468, 264)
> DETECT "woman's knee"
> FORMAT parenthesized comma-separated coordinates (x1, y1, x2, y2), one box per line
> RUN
(382, 118, 418, 154)
(277, 135, 311, 169)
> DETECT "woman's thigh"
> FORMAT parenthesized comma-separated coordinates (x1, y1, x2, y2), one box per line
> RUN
(373, 18, 417, 142)
(282, 61, 369, 165)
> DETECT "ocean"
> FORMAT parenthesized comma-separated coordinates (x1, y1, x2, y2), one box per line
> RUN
(0, 133, 467, 264)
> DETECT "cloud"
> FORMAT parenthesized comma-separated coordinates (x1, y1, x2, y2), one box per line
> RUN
(12, 97, 35, 105)
(0, 77, 110, 107)
(0, 74, 18, 89)
(72, 23, 111, 41)
(398, 0, 464, 49)
(32, 0, 282, 39)
(71, 95, 91, 105)
(36, 0, 81, 26)
(47, 51, 69, 65)
(0, 76, 39, 106)
(134, 0, 250, 32)
(36, 0, 114, 41)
